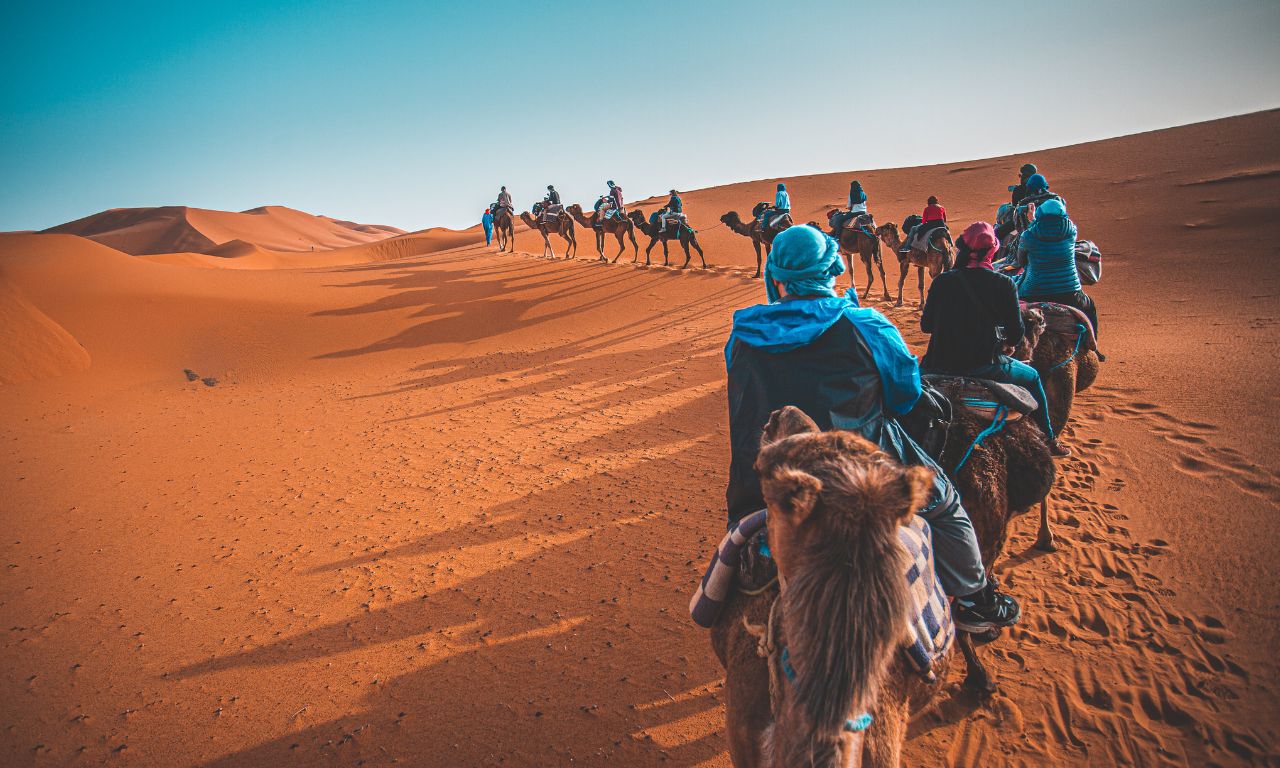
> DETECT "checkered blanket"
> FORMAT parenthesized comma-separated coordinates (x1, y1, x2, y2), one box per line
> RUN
(689, 511, 954, 675)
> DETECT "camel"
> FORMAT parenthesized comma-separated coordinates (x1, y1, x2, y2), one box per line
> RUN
(721, 204, 792, 279)
(874, 223, 954, 308)
(626, 210, 707, 269)
(519, 206, 578, 259)
(712, 407, 949, 767)
(492, 207, 515, 253)
(826, 210, 891, 302)
(1018, 306, 1101, 437)
(566, 203, 638, 263)
(923, 375, 1058, 692)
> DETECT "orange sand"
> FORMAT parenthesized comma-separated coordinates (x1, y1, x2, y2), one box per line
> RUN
(1, 111, 1277, 766)
(44, 205, 408, 256)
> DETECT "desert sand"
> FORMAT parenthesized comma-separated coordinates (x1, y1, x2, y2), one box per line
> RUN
(1, 110, 1277, 766)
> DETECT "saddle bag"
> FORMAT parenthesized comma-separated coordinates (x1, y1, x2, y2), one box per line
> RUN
(1075, 239, 1102, 285)
(898, 379, 952, 462)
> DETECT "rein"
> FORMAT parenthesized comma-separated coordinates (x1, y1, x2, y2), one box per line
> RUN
(742, 591, 875, 737)
(953, 404, 1009, 472)
(1048, 324, 1088, 371)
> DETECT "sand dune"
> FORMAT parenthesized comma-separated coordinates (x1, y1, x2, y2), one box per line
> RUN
(42, 204, 407, 256)
(1, 112, 1277, 766)
(0, 281, 89, 385)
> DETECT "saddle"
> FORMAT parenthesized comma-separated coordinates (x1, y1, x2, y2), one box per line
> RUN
(923, 375, 1039, 425)
(902, 223, 952, 254)
(1023, 302, 1098, 350)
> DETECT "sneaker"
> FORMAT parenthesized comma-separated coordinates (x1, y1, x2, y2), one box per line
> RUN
(1050, 440, 1072, 458)
(954, 585, 1021, 633)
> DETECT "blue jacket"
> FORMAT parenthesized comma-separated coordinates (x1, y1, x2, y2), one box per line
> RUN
(775, 190, 791, 210)
(1016, 213, 1080, 297)
(724, 296, 963, 523)
(482, 212, 494, 228)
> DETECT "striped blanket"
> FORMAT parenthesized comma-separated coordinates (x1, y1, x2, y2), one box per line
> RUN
(690, 510, 954, 676)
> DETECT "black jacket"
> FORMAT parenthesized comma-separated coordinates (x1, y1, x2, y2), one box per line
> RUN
(546, 189, 560, 205)
(920, 268, 1024, 373)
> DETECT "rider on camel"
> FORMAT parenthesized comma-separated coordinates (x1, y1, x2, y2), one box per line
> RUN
(1015, 198, 1100, 338)
(920, 221, 1070, 457)
(604, 180, 625, 221)
(540, 185, 562, 224)
(659, 189, 686, 233)
(829, 180, 872, 240)
(725, 225, 1022, 633)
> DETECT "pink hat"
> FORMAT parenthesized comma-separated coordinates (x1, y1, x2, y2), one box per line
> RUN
(961, 221, 999, 269)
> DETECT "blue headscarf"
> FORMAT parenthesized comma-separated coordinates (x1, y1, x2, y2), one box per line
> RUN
(1037, 198, 1066, 217)
(764, 225, 845, 303)
(1026, 173, 1049, 193)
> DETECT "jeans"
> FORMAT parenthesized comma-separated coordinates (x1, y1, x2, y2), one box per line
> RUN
(966, 356, 1055, 439)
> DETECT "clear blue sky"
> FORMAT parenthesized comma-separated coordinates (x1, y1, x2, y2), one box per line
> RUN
(2, 0, 1278, 232)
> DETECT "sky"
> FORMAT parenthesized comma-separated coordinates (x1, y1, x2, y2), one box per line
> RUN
(2, 0, 1278, 232)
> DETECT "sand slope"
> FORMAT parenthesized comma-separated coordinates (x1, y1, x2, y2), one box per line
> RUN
(1, 111, 1278, 766)
(43, 204, 407, 256)
(0, 281, 89, 385)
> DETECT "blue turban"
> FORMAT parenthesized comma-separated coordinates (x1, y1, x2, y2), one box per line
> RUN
(764, 226, 845, 303)
(1026, 173, 1049, 193)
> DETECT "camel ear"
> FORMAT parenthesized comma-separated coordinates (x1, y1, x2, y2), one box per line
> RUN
(762, 466, 822, 524)
(761, 406, 819, 446)
(900, 466, 935, 520)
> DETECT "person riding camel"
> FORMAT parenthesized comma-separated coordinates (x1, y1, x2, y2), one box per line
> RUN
(1015, 198, 1101, 339)
(496, 186, 513, 215)
(920, 221, 1070, 457)
(658, 189, 686, 234)
(603, 180, 625, 221)
(903, 195, 948, 253)
(828, 180, 872, 240)
(725, 224, 1022, 633)
(1019, 173, 1061, 211)
(540, 184, 563, 224)
(757, 183, 791, 232)
(995, 164, 1038, 240)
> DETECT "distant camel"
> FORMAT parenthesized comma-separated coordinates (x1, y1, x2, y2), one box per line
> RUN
(627, 210, 707, 269)
(827, 210, 891, 302)
(566, 203, 638, 263)
(712, 407, 949, 767)
(876, 222, 954, 308)
(492, 207, 515, 252)
(1019, 305, 1101, 437)
(720, 204, 791, 279)
(520, 206, 578, 259)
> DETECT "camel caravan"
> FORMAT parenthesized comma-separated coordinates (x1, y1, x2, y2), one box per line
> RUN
(485, 173, 1103, 764)
(677, 165, 1102, 766)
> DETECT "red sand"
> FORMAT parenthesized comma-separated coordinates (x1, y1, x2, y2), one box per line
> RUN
(1, 111, 1277, 766)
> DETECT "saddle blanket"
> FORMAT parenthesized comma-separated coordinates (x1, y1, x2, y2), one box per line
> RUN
(690, 509, 954, 676)
(1023, 301, 1098, 350)
(905, 223, 951, 253)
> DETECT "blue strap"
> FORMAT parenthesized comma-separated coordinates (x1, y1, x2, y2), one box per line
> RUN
(1049, 323, 1087, 371)
(954, 405, 1009, 472)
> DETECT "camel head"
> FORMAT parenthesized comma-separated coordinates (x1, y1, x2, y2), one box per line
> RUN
(751, 201, 770, 219)
(519, 211, 538, 227)
(875, 222, 900, 249)
(1014, 306, 1046, 361)
(755, 406, 928, 767)
(825, 208, 840, 224)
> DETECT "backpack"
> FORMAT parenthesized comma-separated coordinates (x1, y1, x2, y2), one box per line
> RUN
(1075, 239, 1102, 285)
(897, 379, 952, 462)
